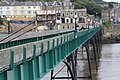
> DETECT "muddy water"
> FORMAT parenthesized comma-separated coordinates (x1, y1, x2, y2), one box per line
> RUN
(80, 43, 120, 80)
(98, 44, 120, 80)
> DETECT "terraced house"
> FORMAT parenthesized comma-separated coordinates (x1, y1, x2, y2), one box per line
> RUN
(0, 1, 41, 18)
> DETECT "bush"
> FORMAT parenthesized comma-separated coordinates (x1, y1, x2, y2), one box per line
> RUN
(103, 21, 112, 29)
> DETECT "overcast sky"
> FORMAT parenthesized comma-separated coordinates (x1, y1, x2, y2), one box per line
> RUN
(103, 0, 120, 2)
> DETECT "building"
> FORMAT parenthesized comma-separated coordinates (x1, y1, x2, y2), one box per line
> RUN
(97, 3, 109, 8)
(110, 8, 120, 23)
(36, 1, 74, 31)
(102, 10, 110, 22)
(0, 1, 41, 18)
(55, 9, 87, 30)
(112, 3, 120, 8)
(0, 1, 75, 32)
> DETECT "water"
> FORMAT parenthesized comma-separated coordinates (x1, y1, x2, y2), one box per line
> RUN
(97, 43, 120, 80)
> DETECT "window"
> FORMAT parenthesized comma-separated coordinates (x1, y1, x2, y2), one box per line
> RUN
(0, 11, 3, 15)
(66, 19, 69, 23)
(14, 11, 17, 13)
(57, 17, 60, 20)
(6, 11, 10, 15)
(33, 11, 36, 14)
(21, 7, 24, 9)
(71, 18, 73, 23)
(28, 11, 31, 14)
(7, 7, 9, 9)
(28, 6, 31, 9)
(33, 6, 36, 8)
(61, 18, 65, 23)
(79, 17, 85, 23)
(57, 13, 60, 16)
(81, 12, 83, 16)
(67, 12, 68, 15)
(62, 13, 64, 17)
(21, 11, 24, 14)
(75, 12, 76, 15)
(68, 26, 69, 28)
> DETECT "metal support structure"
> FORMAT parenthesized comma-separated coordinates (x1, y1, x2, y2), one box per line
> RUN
(50, 69, 54, 80)
(51, 49, 78, 80)
(84, 41, 92, 80)
(91, 38, 98, 71)
(8, 21, 11, 34)
(0, 27, 102, 80)
(74, 49, 78, 75)
(70, 53, 77, 80)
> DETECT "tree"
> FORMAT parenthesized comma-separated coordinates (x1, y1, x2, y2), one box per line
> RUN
(108, 3, 113, 9)
(74, 0, 102, 17)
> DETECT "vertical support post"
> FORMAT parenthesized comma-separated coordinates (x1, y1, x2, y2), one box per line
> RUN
(95, 35, 99, 58)
(23, 47, 29, 80)
(41, 43, 46, 74)
(10, 49, 14, 70)
(0, 72, 7, 80)
(92, 38, 98, 71)
(63, 61, 75, 80)
(52, 39, 56, 66)
(33, 44, 40, 79)
(49, 41, 53, 68)
(46, 41, 50, 70)
(70, 53, 77, 80)
(50, 69, 54, 80)
(74, 49, 78, 76)
(60, 37, 63, 59)
(14, 66, 21, 80)
(56, 38, 60, 62)
(84, 42, 92, 80)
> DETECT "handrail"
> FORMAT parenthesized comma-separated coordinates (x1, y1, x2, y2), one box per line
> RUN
(0, 29, 75, 50)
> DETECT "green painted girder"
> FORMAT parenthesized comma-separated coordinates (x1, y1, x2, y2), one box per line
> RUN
(0, 30, 73, 50)
(0, 27, 101, 80)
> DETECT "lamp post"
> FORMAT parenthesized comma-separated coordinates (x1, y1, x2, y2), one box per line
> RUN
(93, 21, 96, 28)
(74, 15, 78, 31)
(49, 21, 52, 30)
(7, 18, 11, 34)
(87, 18, 91, 29)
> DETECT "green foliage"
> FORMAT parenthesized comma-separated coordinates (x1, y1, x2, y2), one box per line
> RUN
(108, 3, 113, 9)
(103, 21, 112, 29)
(0, 17, 3, 25)
(74, 0, 102, 17)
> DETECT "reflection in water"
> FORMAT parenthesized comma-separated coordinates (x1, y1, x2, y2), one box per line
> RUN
(78, 44, 120, 80)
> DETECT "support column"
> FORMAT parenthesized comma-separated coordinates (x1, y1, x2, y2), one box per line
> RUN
(84, 41, 92, 80)
(92, 38, 98, 71)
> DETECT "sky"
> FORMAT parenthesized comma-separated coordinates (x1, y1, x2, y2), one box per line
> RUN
(103, 0, 120, 2)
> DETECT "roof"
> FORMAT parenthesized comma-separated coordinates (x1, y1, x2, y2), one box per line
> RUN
(47, 2, 54, 6)
(111, 8, 120, 13)
(11, 2, 25, 6)
(25, 2, 37, 6)
(0, 1, 10, 6)
(0, 1, 66, 7)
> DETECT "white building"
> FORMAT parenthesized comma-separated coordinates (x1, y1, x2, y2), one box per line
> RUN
(0, 1, 42, 18)
(0, 1, 74, 18)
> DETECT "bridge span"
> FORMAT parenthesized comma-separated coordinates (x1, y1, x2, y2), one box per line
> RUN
(0, 27, 102, 80)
